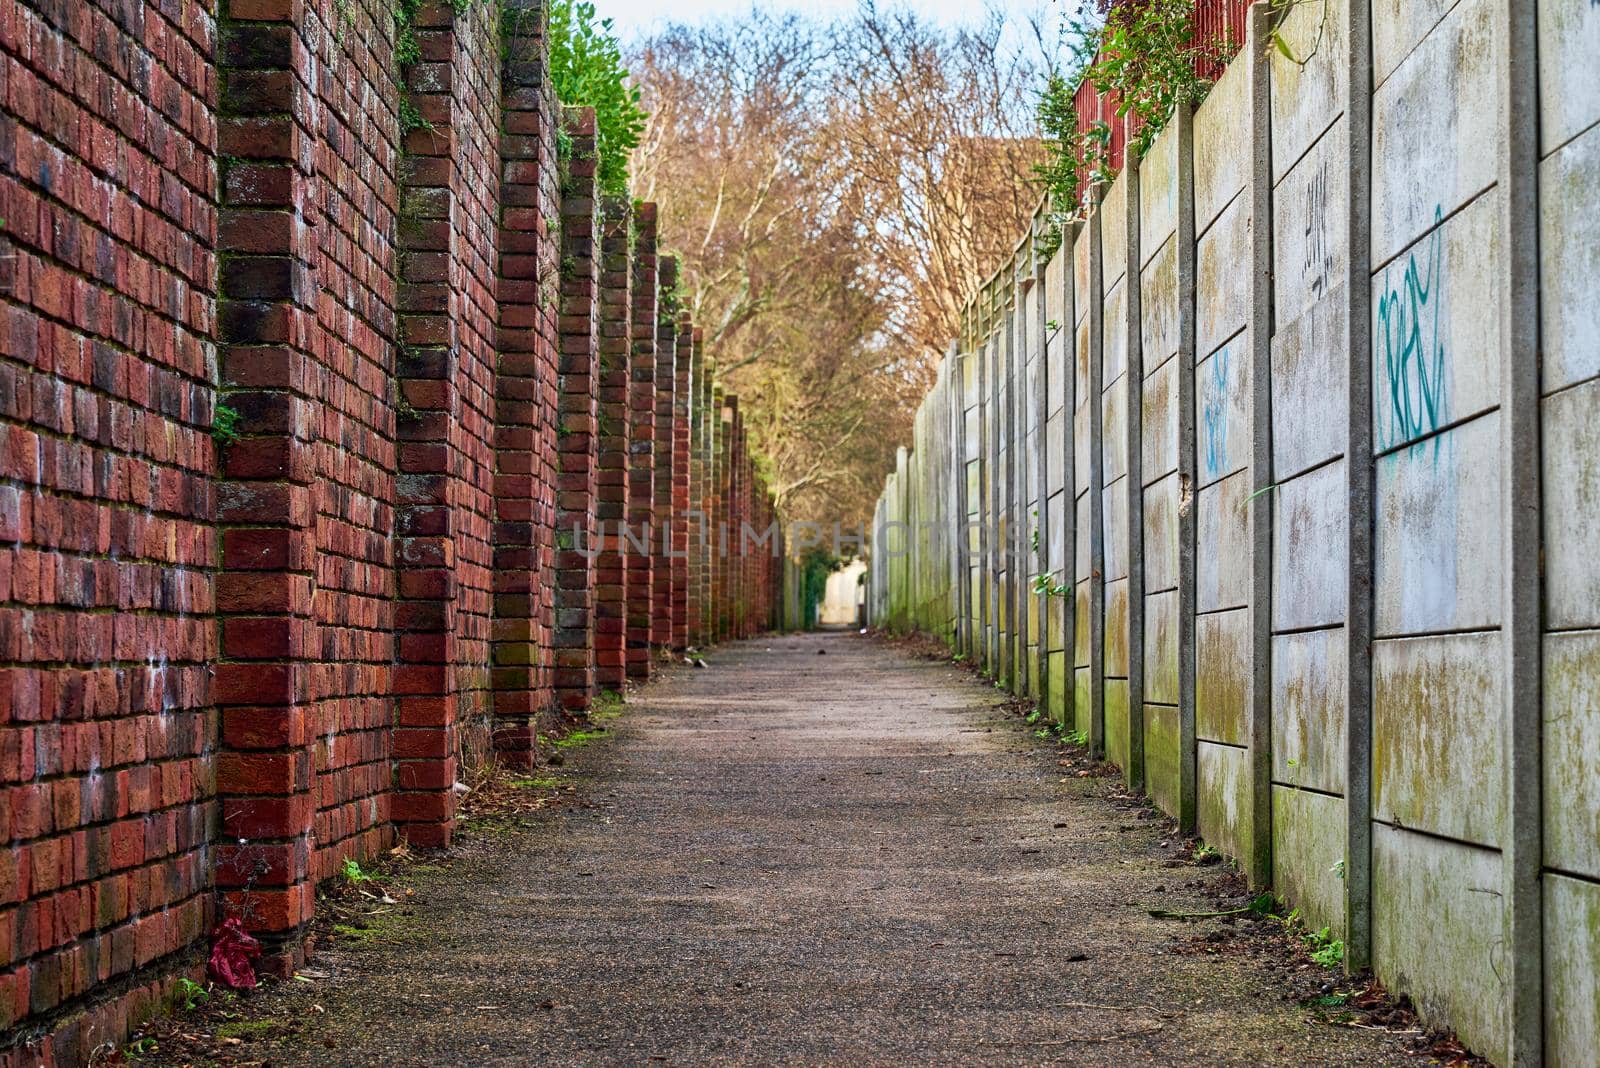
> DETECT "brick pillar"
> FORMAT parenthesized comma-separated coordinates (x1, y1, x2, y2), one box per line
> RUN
(493, 5, 562, 764)
(686, 351, 705, 649)
(731, 403, 747, 638)
(626, 207, 660, 680)
(214, 0, 321, 969)
(390, 8, 471, 847)
(651, 260, 679, 652)
(671, 321, 694, 650)
(555, 108, 600, 711)
(712, 389, 729, 643)
(593, 199, 633, 693)
(704, 358, 723, 645)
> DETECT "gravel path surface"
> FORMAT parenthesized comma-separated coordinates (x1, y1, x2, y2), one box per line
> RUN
(243, 630, 1417, 1066)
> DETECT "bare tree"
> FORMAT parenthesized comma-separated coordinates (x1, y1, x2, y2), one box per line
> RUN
(629, 4, 1046, 528)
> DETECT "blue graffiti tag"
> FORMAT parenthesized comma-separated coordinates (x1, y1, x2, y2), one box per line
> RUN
(1375, 205, 1447, 452)
(1201, 343, 1230, 477)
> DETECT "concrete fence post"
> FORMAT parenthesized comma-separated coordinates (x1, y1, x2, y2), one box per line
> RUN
(1244, 2, 1275, 890)
(1088, 187, 1107, 759)
(1341, 0, 1374, 972)
(1175, 105, 1199, 837)
(1125, 155, 1147, 791)
(1500, 0, 1543, 1061)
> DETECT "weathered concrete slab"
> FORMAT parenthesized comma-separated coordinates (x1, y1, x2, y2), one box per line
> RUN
(1370, 190, 1503, 453)
(1075, 494, 1091, 587)
(1197, 606, 1250, 745)
(1194, 53, 1250, 233)
(1198, 741, 1253, 864)
(1103, 477, 1129, 582)
(1272, 786, 1346, 940)
(1074, 666, 1091, 735)
(1544, 630, 1600, 880)
(1140, 119, 1180, 264)
(1540, 122, 1600, 394)
(1106, 678, 1130, 772)
(1102, 375, 1128, 487)
(1045, 248, 1067, 338)
(1197, 336, 1251, 488)
(1272, 459, 1347, 632)
(1371, 0, 1459, 86)
(1047, 650, 1068, 717)
(1544, 378, 1600, 630)
(1047, 488, 1066, 577)
(1104, 279, 1128, 387)
(1074, 402, 1091, 497)
(1272, 283, 1349, 479)
(1105, 577, 1129, 677)
(1372, 632, 1504, 848)
(1540, 0, 1600, 154)
(1048, 326, 1068, 416)
(1373, 414, 1503, 635)
(1545, 872, 1600, 1068)
(1101, 176, 1128, 290)
(1371, 0, 1499, 265)
(1074, 583, 1090, 668)
(1270, 0, 1347, 183)
(1271, 627, 1348, 795)
(1198, 198, 1251, 357)
(1074, 225, 1091, 319)
(1145, 702, 1181, 817)
(1144, 474, 1181, 593)
(1142, 240, 1180, 369)
(1198, 470, 1250, 612)
(1144, 588, 1179, 704)
(1274, 120, 1348, 330)
(1046, 589, 1067, 654)
(1142, 355, 1179, 482)
(1372, 825, 1507, 1065)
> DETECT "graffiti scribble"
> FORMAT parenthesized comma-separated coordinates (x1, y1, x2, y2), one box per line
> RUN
(1304, 161, 1332, 298)
(1201, 343, 1230, 477)
(1375, 205, 1447, 452)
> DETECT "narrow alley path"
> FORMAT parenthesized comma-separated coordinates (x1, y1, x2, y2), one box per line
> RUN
(241, 633, 1416, 1066)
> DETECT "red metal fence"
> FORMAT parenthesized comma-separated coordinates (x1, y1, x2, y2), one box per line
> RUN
(1069, 0, 1252, 193)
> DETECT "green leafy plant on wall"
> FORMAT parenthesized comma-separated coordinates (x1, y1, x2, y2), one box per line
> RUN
(547, 0, 647, 196)
(1034, 0, 1242, 254)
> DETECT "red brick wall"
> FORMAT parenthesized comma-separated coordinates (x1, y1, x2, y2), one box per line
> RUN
(594, 199, 631, 693)
(624, 208, 657, 680)
(0, 0, 219, 1052)
(491, 6, 563, 766)
(305, 0, 401, 889)
(0, 0, 779, 1059)
(650, 259, 677, 652)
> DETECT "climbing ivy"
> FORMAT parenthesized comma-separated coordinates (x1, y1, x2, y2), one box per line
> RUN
(546, 0, 647, 196)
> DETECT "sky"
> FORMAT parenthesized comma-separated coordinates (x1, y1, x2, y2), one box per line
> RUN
(601, 0, 1064, 44)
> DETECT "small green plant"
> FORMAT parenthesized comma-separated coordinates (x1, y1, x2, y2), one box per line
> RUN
(1063, 728, 1088, 746)
(1331, 858, 1347, 880)
(341, 857, 375, 884)
(1025, 708, 1042, 725)
(547, 0, 647, 196)
(1045, 318, 1060, 333)
(1031, 572, 1072, 598)
(399, 97, 433, 136)
(1192, 843, 1219, 863)
(125, 1037, 159, 1058)
(212, 403, 242, 446)
(1307, 928, 1345, 968)
(175, 977, 207, 1012)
